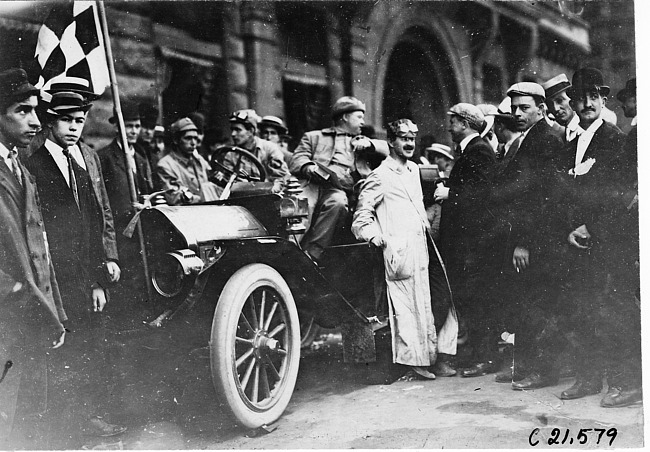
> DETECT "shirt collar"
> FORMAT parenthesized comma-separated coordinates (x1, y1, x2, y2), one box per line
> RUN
(459, 132, 479, 151)
(45, 138, 65, 156)
(566, 114, 581, 131)
(385, 155, 411, 174)
(631, 116, 638, 127)
(583, 117, 604, 135)
(0, 141, 12, 160)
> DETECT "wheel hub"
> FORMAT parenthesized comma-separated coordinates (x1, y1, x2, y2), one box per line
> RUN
(253, 331, 279, 357)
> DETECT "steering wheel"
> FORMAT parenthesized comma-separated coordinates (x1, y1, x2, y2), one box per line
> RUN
(209, 145, 267, 184)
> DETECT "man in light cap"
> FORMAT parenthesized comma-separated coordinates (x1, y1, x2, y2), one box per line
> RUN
(542, 74, 582, 143)
(353, 119, 457, 379)
(0, 68, 65, 446)
(290, 96, 366, 262)
(27, 83, 126, 438)
(487, 96, 522, 169)
(219, 109, 289, 193)
(553, 68, 640, 406)
(487, 81, 565, 389)
(156, 117, 218, 205)
(436, 102, 496, 377)
(476, 104, 499, 152)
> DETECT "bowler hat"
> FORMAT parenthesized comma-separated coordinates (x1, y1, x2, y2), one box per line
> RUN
(571, 67, 610, 97)
(170, 117, 198, 135)
(507, 82, 546, 100)
(616, 77, 636, 102)
(259, 115, 288, 135)
(0, 68, 39, 103)
(46, 91, 92, 115)
(332, 96, 365, 118)
(229, 109, 259, 130)
(139, 102, 159, 129)
(109, 101, 140, 124)
(49, 76, 97, 100)
(447, 103, 485, 131)
(426, 143, 454, 161)
(542, 74, 572, 99)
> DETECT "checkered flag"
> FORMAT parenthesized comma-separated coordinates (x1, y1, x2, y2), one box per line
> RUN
(34, 0, 110, 96)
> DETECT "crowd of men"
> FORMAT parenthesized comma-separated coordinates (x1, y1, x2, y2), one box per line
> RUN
(0, 61, 639, 448)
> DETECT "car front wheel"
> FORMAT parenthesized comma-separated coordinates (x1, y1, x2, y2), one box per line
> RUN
(210, 263, 300, 428)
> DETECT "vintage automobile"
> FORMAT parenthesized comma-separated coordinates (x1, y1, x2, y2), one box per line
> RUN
(136, 144, 449, 429)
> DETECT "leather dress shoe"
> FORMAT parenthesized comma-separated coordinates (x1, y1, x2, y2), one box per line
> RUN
(511, 372, 559, 390)
(432, 361, 457, 377)
(600, 386, 642, 407)
(495, 366, 526, 383)
(460, 361, 498, 378)
(560, 376, 603, 400)
(411, 366, 436, 379)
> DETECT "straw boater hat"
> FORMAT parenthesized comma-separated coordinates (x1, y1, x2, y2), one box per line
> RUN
(426, 143, 454, 161)
(259, 115, 288, 135)
(46, 91, 92, 116)
(541, 74, 572, 100)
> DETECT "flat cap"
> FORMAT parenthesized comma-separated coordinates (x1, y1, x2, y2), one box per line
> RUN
(109, 100, 140, 124)
(426, 143, 454, 161)
(229, 109, 259, 130)
(332, 96, 365, 118)
(507, 82, 546, 100)
(170, 117, 198, 135)
(259, 115, 288, 134)
(387, 118, 419, 137)
(447, 103, 486, 131)
(616, 77, 636, 102)
(0, 68, 39, 101)
(47, 91, 92, 115)
(571, 67, 610, 97)
(542, 74, 571, 100)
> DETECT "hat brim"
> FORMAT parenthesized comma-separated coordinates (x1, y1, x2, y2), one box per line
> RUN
(47, 104, 92, 115)
(430, 149, 454, 160)
(259, 121, 288, 135)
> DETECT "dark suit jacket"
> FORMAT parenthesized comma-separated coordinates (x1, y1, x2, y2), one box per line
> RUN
(558, 120, 627, 242)
(26, 143, 118, 285)
(98, 139, 153, 230)
(488, 119, 565, 252)
(0, 155, 66, 338)
(439, 135, 496, 266)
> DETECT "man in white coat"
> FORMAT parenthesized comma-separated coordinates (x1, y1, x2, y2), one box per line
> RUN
(352, 119, 457, 379)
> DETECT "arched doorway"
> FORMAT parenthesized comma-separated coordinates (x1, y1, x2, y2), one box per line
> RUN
(382, 28, 459, 153)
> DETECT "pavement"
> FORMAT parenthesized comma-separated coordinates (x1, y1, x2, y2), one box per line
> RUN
(12, 330, 644, 450)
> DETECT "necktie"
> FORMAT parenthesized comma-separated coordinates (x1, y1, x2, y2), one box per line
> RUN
(62, 148, 80, 209)
(9, 149, 22, 186)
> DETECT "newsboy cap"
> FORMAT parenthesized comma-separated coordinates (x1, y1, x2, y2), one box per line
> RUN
(542, 74, 572, 100)
(109, 100, 140, 124)
(46, 91, 92, 116)
(426, 143, 454, 161)
(0, 68, 39, 103)
(170, 117, 198, 135)
(571, 67, 610, 97)
(447, 103, 485, 131)
(229, 109, 259, 130)
(506, 82, 546, 100)
(332, 96, 365, 118)
(616, 77, 636, 102)
(259, 115, 288, 135)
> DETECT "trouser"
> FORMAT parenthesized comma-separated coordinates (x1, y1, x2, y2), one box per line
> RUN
(300, 184, 350, 260)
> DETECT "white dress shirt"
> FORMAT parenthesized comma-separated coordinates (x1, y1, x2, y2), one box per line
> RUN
(565, 114, 584, 142)
(575, 117, 603, 168)
(44, 139, 87, 187)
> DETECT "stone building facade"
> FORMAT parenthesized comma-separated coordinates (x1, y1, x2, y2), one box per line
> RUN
(0, 1, 634, 149)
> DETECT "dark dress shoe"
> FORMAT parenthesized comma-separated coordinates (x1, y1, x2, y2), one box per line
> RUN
(600, 387, 642, 407)
(560, 376, 603, 400)
(511, 372, 559, 390)
(460, 361, 498, 378)
(495, 366, 526, 383)
(432, 361, 457, 377)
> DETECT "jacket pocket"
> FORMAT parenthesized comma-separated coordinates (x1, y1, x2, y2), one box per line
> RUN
(383, 236, 413, 281)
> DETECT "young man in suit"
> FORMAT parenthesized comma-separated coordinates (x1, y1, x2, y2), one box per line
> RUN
(484, 83, 566, 389)
(542, 74, 583, 144)
(558, 68, 640, 406)
(0, 68, 66, 447)
(435, 103, 496, 377)
(26, 85, 126, 438)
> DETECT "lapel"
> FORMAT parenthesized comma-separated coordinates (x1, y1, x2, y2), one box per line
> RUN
(79, 143, 102, 207)
(110, 140, 127, 172)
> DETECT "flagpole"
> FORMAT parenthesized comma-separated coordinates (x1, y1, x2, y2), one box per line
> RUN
(97, 0, 153, 303)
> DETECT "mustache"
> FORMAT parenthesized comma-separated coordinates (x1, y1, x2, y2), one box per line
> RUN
(581, 107, 596, 113)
